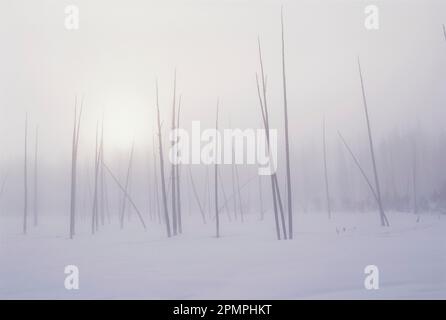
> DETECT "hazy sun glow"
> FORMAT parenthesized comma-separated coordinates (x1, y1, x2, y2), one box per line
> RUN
(102, 98, 153, 151)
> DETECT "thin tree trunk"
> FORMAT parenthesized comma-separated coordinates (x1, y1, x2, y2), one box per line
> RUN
(70, 97, 83, 239)
(91, 121, 100, 234)
(103, 163, 146, 229)
(256, 40, 287, 239)
(357, 57, 389, 226)
(322, 116, 331, 219)
(33, 125, 38, 226)
(234, 157, 244, 223)
(170, 71, 178, 236)
(176, 95, 182, 234)
(258, 174, 264, 220)
(412, 138, 417, 215)
(156, 80, 172, 237)
(215, 100, 219, 238)
(99, 119, 105, 226)
(338, 131, 381, 213)
(188, 165, 207, 224)
(281, 8, 293, 238)
(152, 135, 161, 224)
(23, 114, 28, 235)
(218, 167, 232, 221)
(120, 141, 135, 229)
(231, 161, 238, 220)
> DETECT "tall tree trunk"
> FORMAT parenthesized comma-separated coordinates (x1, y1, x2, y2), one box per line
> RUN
(357, 58, 389, 227)
(256, 40, 287, 239)
(188, 165, 207, 224)
(322, 116, 331, 219)
(281, 8, 293, 239)
(412, 138, 417, 215)
(171, 71, 177, 236)
(156, 80, 172, 237)
(92, 122, 100, 234)
(176, 95, 182, 234)
(23, 114, 28, 235)
(70, 97, 83, 239)
(33, 125, 38, 227)
(215, 100, 220, 238)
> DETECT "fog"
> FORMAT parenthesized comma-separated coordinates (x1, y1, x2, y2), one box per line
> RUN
(0, 0, 445, 216)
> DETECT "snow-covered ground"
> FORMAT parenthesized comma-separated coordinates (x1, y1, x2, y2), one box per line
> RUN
(0, 211, 445, 299)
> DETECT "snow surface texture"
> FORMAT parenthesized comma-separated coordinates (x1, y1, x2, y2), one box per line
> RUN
(0, 212, 445, 299)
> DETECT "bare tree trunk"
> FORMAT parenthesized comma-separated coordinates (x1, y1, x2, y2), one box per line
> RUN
(99, 119, 105, 226)
(70, 97, 83, 239)
(256, 40, 287, 239)
(258, 174, 264, 220)
(103, 163, 146, 229)
(215, 100, 220, 238)
(281, 8, 293, 239)
(170, 71, 178, 236)
(338, 131, 382, 214)
(152, 135, 161, 224)
(188, 165, 206, 224)
(33, 125, 38, 227)
(412, 138, 417, 215)
(234, 157, 244, 223)
(120, 141, 135, 229)
(322, 116, 331, 219)
(218, 167, 232, 221)
(176, 95, 182, 234)
(357, 58, 389, 227)
(23, 114, 28, 235)
(231, 161, 238, 220)
(92, 121, 100, 234)
(156, 80, 172, 237)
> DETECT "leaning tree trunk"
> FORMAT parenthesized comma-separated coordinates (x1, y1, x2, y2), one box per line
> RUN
(357, 58, 389, 227)
(120, 141, 135, 229)
(322, 116, 331, 219)
(156, 80, 172, 237)
(256, 40, 287, 240)
(281, 8, 293, 239)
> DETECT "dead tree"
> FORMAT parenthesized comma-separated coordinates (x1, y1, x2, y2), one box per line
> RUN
(233, 158, 244, 223)
(176, 95, 182, 233)
(338, 132, 389, 223)
(188, 165, 206, 224)
(152, 134, 161, 224)
(33, 125, 38, 226)
(322, 116, 331, 219)
(281, 8, 294, 238)
(258, 174, 264, 220)
(69, 97, 83, 239)
(215, 100, 220, 238)
(103, 163, 146, 229)
(120, 140, 135, 229)
(170, 71, 178, 235)
(357, 57, 389, 226)
(156, 79, 172, 237)
(23, 114, 28, 235)
(256, 39, 287, 240)
(91, 121, 100, 234)
(412, 138, 417, 215)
